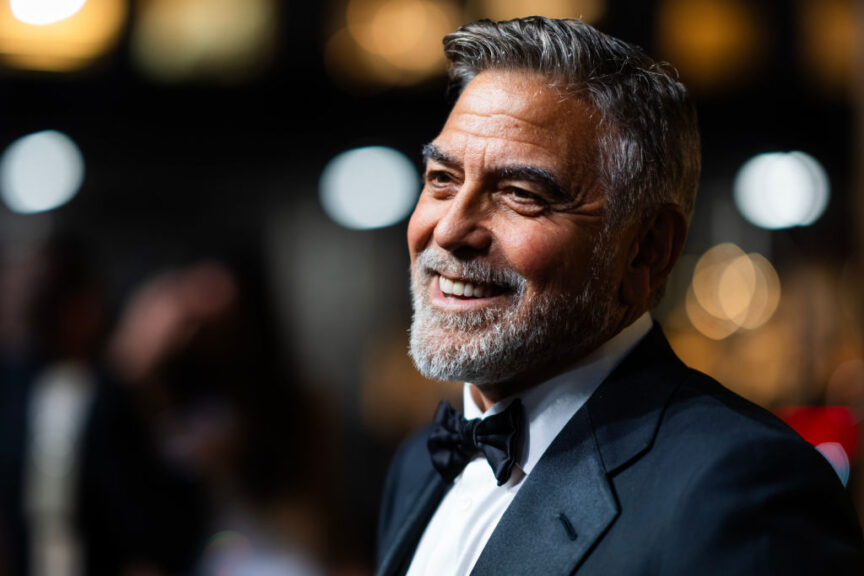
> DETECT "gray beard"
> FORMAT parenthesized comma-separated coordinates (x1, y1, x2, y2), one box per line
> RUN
(408, 249, 614, 386)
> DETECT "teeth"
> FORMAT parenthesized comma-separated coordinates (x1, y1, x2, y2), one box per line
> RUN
(438, 275, 488, 299)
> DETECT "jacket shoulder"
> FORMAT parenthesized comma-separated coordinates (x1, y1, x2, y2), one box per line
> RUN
(648, 370, 864, 573)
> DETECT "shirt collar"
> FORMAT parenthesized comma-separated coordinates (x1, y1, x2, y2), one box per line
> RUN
(463, 312, 653, 476)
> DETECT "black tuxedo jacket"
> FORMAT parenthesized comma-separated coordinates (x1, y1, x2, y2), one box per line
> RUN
(376, 325, 864, 575)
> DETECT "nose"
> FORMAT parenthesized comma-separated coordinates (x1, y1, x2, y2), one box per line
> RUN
(432, 187, 492, 255)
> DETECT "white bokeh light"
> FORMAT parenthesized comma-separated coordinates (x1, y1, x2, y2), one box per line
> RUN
(320, 146, 419, 230)
(816, 441, 850, 487)
(0, 130, 85, 214)
(11, 0, 88, 25)
(733, 151, 829, 230)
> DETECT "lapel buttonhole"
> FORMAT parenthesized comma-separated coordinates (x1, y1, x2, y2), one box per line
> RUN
(557, 513, 578, 541)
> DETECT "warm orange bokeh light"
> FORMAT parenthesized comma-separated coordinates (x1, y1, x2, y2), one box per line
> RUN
(465, 0, 605, 23)
(329, 0, 459, 89)
(656, 0, 763, 90)
(686, 244, 781, 340)
(799, 0, 860, 96)
(0, 0, 127, 71)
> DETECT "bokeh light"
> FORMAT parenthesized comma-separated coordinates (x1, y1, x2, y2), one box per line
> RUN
(131, 0, 278, 82)
(685, 286, 738, 341)
(0, 0, 127, 71)
(739, 254, 782, 330)
(656, 0, 762, 90)
(798, 0, 859, 96)
(0, 130, 85, 214)
(827, 359, 864, 408)
(734, 151, 830, 230)
(327, 0, 459, 89)
(11, 0, 88, 25)
(685, 243, 781, 340)
(778, 405, 859, 487)
(692, 243, 746, 320)
(319, 146, 419, 230)
(817, 442, 851, 486)
(466, 0, 604, 22)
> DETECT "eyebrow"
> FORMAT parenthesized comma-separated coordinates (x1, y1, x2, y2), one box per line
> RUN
(422, 143, 456, 166)
(422, 143, 572, 203)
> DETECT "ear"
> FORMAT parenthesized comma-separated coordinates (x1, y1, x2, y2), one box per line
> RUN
(620, 205, 688, 308)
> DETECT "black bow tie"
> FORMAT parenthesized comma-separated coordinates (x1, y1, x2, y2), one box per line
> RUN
(428, 399, 524, 486)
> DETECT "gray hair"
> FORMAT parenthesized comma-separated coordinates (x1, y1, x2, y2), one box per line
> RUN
(443, 17, 701, 228)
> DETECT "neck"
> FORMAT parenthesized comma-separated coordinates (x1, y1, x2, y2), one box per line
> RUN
(470, 384, 497, 412)
(468, 335, 610, 411)
(468, 310, 650, 412)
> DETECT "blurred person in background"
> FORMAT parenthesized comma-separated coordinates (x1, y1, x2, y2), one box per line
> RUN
(0, 235, 187, 576)
(377, 17, 864, 576)
(1, 237, 326, 575)
(107, 259, 327, 576)
(0, 236, 100, 576)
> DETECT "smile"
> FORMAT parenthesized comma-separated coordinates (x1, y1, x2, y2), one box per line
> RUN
(438, 275, 498, 299)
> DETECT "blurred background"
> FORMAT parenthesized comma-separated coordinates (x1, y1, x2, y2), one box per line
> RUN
(0, 0, 861, 574)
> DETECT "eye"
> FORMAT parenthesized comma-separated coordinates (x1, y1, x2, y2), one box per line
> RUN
(508, 188, 543, 202)
(501, 187, 549, 215)
(425, 169, 457, 189)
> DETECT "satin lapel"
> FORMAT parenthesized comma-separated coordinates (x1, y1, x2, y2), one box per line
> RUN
(589, 324, 684, 474)
(471, 407, 618, 576)
(376, 471, 449, 576)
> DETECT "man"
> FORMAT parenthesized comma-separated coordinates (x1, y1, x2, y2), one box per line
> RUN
(377, 16, 864, 576)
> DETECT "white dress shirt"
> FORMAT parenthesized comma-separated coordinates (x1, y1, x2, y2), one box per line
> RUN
(405, 313, 653, 576)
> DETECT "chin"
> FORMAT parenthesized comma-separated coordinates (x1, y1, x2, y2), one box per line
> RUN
(409, 293, 613, 387)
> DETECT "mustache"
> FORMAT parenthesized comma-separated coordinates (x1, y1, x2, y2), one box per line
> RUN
(414, 250, 526, 292)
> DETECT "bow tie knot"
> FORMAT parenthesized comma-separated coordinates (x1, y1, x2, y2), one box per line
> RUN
(428, 399, 524, 486)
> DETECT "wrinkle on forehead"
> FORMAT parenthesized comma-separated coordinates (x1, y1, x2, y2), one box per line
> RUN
(446, 113, 564, 145)
(454, 111, 556, 132)
(452, 70, 582, 125)
(436, 128, 563, 159)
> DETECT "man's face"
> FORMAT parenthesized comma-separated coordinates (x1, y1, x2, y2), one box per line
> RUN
(408, 70, 634, 392)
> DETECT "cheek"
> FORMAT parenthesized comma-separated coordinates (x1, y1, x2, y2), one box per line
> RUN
(407, 195, 437, 257)
(501, 228, 595, 288)
(510, 236, 558, 279)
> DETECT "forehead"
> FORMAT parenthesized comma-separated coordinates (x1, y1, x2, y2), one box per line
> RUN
(434, 70, 598, 174)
